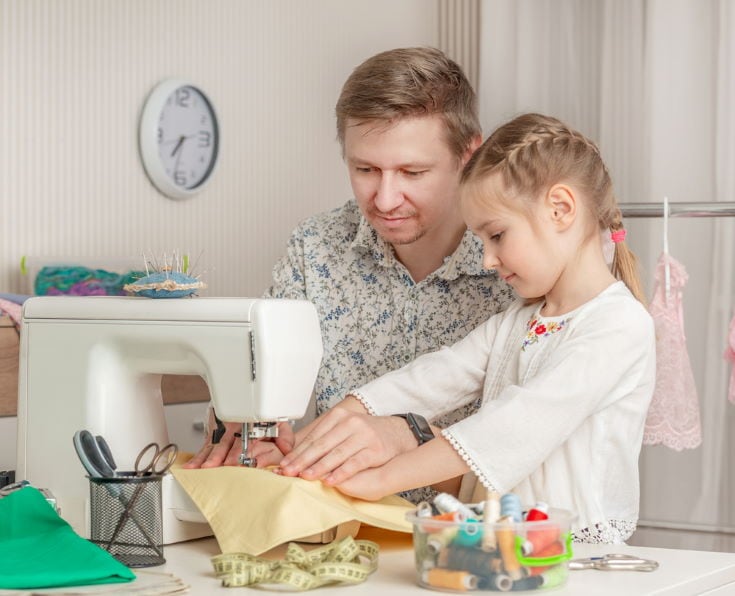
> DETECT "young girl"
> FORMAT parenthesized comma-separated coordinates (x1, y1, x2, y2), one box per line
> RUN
(278, 113, 656, 544)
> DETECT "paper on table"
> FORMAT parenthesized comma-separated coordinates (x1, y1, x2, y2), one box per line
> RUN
(172, 463, 413, 555)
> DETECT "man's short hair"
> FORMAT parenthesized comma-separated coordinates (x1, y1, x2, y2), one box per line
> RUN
(336, 47, 481, 160)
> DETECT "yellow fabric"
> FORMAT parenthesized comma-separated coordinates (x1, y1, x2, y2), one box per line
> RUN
(171, 463, 413, 556)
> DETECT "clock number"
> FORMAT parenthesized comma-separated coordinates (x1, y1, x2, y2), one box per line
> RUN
(175, 87, 191, 108)
(174, 171, 187, 187)
(198, 131, 211, 148)
(157, 127, 163, 143)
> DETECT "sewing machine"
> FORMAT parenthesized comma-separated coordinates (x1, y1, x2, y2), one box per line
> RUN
(15, 296, 323, 543)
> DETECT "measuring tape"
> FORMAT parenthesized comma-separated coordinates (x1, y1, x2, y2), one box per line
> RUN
(211, 536, 379, 590)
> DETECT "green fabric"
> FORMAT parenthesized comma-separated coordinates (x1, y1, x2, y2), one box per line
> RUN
(0, 487, 136, 589)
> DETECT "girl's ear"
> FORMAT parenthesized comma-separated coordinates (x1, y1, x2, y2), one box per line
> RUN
(544, 184, 577, 231)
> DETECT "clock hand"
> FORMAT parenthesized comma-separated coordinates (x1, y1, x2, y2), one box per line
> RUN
(171, 135, 186, 157)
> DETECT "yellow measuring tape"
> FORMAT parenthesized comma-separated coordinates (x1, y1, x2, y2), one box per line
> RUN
(211, 536, 379, 590)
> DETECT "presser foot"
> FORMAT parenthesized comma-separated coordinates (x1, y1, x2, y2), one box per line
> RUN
(238, 454, 257, 467)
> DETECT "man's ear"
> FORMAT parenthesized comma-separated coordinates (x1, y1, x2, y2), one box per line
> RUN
(461, 134, 484, 166)
(545, 184, 577, 231)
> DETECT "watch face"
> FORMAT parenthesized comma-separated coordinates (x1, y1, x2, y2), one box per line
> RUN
(157, 85, 218, 190)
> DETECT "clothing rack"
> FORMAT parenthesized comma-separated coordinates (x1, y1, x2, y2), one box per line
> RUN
(621, 202, 735, 218)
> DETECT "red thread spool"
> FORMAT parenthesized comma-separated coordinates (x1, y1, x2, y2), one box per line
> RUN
(525, 502, 549, 521)
(527, 540, 564, 576)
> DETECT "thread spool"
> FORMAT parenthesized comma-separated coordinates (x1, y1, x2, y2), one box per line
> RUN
(499, 493, 523, 523)
(508, 575, 543, 591)
(453, 521, 483, 547)
(496, 516, 523, 581)
(434, 492, 477, 520)
(416, 501, 434, 518)
(422, 568, 478, 591)
(426, 527, 460, 555)
(525, 540, 564, 576)
(524, 523, 561, 555)
(478, 572, 513, 592)
(537, 563, 568, 588)
(482, 491, 501, 552)
(438, 543, 503, 576)
(525, 502, 549, 522)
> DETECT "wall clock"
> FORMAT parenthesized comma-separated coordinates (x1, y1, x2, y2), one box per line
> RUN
(139, 79, 219, 200)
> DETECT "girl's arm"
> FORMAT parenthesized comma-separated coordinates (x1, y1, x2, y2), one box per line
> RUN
(333, 435, 470, 501)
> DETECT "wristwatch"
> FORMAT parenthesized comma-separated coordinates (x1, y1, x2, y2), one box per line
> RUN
(393, 413, 435, 446)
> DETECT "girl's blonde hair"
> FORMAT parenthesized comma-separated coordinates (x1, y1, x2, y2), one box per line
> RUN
(461, 113, 645, 304)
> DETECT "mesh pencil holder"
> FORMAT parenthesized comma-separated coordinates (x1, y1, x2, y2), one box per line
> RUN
(89, 472, 165, 568)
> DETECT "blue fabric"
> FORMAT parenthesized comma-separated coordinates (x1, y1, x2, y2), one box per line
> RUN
(0, 292, 30, 305)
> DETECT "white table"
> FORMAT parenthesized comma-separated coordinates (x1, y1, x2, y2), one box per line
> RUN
(154, 537, 735, 596)
(4, 535, 735, 595)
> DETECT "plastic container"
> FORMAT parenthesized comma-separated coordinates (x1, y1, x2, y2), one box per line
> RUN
(89, 473, 165, 568)
(406, 506, 575, 592)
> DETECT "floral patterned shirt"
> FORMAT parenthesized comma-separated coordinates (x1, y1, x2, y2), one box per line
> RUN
(264, 200, 515, 426)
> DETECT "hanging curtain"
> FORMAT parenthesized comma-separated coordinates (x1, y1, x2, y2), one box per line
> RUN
(477, 0, 735, 533)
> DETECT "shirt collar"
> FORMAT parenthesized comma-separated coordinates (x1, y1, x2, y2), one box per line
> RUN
(351, 215, 490, 281)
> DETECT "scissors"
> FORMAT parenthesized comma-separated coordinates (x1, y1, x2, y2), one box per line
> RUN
(73, 430, 118, 478)
(106, 442, 178, 552)
(134, 442, 178, 477)
(569, 553, 659, 572)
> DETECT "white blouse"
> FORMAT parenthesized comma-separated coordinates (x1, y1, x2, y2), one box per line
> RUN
(353, 282, 656, 543)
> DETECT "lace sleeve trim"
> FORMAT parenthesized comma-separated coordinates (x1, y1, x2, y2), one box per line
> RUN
(348, 391, 378, 416)
(572, 520, 637, 544)
(441, 429, 500, 493)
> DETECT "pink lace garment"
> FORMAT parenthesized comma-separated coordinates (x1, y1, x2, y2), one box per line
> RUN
(725, 315, 735, 404)
(643, 254, 702, 450)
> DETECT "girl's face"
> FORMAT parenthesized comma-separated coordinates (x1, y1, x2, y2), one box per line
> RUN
(462, 176, 563, 300)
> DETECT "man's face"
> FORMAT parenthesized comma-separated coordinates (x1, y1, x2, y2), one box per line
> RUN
(344, 115, 465, 247)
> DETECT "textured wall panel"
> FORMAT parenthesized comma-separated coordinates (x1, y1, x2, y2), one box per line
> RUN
(438, 0, 480, 89)
(0, 0, 437, 296)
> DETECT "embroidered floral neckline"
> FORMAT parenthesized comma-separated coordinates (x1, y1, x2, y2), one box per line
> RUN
(522, 314, 569, 351)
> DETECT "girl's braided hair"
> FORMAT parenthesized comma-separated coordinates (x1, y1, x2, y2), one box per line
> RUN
(462, 113, 645, 304)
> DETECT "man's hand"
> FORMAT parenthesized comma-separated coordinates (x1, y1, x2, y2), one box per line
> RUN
(182, 420, 243, 468)
(183, 419, 296, 469)
(277, 401, 417, 485)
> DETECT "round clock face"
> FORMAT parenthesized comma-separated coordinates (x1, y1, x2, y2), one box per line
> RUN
(139, 80, 219, 200)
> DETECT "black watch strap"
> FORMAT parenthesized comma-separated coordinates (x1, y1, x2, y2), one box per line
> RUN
(393, 413, 435, 446)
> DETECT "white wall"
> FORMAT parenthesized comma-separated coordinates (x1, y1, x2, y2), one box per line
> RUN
(0, 0, 440, 470)
(0, 0, 439, 297)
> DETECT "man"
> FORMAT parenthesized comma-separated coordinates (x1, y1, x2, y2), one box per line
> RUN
(184, 47, 513, 500)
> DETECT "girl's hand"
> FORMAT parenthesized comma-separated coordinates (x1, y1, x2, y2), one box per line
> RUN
(277, 398, 417, 485)
(334, 468, 387, 501)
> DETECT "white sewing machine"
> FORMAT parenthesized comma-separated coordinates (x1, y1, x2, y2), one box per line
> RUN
(15, 296, 323, 543)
